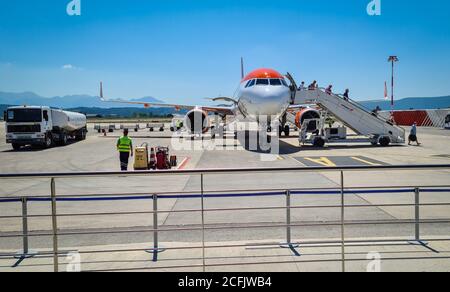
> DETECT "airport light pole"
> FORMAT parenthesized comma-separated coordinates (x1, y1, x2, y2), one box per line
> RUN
(388, 56, 399, 108)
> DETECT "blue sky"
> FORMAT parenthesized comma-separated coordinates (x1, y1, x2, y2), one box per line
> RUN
(0, 0, 449, 105)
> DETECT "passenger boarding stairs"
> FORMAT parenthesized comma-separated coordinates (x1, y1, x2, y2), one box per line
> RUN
(294, 88, 406, 144)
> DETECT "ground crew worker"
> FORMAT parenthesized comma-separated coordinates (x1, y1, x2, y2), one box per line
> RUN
(176, 119, 182, 130)
(117, 129, 133, 171)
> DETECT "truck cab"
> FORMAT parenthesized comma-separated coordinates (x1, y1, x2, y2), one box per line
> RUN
(4, 106, 54, 150)
(4, 106, 87, 150)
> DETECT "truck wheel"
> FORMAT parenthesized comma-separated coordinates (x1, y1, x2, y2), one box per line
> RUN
(12, 143, 21, 151)
(59, 133, 67, 146)
(78, 128, 87, 140)
(45, 135, 53, 148)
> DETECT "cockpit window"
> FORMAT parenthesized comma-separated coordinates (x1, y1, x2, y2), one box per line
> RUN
(245, 79, 256, 88)
(281, 79, 288, 87)
(269, 79, 282, 86)
(256, 79, 269, 86)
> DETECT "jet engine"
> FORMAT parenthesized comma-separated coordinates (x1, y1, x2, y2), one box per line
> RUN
(295, 108, 321, 132)
(184, 108, 210, 134)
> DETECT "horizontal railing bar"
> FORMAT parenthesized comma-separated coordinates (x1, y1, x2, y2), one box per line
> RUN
(2, 202, 450, 220)
(2, 185, 450, 201)
(1, 189, 450, 205)
(0, 164, 449, 179)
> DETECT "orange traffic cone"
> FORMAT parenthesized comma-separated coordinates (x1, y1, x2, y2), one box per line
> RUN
(149, 148, 156, 170)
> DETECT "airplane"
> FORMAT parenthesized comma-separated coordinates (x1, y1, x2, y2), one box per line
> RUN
(100, 65, 320, 140)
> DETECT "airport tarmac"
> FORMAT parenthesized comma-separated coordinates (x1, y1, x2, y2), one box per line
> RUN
(0, 122, 449, 272)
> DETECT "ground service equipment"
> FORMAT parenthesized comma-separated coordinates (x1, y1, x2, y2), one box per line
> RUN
(156, 147, 171, 170)
(4, 106, 87, 150)
(133, 143, 150, 170)
(294, 88, 406, 147)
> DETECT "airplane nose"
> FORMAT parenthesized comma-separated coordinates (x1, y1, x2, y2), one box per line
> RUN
(239, 86, 292, 122)
(255, 87, 291, 115)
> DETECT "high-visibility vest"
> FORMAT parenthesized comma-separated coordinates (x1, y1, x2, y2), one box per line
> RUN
(118, 136, 132, 153)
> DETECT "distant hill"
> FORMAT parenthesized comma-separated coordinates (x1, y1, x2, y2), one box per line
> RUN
(0, 104, 184, 119)
(0, 91, 164, 109)
(360, 96, 450, 111)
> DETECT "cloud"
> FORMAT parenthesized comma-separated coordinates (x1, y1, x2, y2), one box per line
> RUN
(62, 64, 76, 70)
(62, 64, 83, 71)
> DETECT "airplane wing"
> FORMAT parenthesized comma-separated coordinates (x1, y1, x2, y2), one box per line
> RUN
(99, 82, 235, 116)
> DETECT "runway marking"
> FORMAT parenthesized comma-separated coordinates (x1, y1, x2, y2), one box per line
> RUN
(304, 157, 336, 167)
(176, 157, 190, 170)
(351, 156, 382, 166)
(295, 156, 388, 167)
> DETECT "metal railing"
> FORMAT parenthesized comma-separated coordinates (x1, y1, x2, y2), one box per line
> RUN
(0, 164, 450, 272)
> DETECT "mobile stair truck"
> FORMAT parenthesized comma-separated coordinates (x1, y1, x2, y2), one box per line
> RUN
(4, 106, 87, 150)
(293, 88, 405, 147)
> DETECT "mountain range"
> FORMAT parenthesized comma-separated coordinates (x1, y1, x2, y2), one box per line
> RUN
(0, 91, 449, 113)
(360, 96, 450, 111)
(0, 91, 163, 109)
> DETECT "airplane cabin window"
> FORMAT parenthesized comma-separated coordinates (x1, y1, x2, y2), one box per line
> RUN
(269, 79, 282, 86)
(256, 79, 269, 85)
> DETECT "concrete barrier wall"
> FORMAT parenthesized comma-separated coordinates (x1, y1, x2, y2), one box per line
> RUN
(380, 109, 450, 128)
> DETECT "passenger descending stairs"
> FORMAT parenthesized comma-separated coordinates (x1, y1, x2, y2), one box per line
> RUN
(294, 88, 406, 144)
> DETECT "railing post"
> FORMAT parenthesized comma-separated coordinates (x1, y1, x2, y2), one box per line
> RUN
(280, 190, 299, 249)
(146, 194, 165, 256)
(201, 173, 206, 272)
(153, 194, 159, 252)
(409, 187, 428, 246)
(15, 197, 37, 259)
(340, 171, 345, 273)
(51, 178, 59, 272)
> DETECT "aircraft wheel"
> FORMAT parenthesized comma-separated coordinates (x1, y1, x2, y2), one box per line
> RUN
(284, 125, 290, 137)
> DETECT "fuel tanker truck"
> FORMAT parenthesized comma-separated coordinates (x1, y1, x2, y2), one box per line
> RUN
(4, 106, 87, 150)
